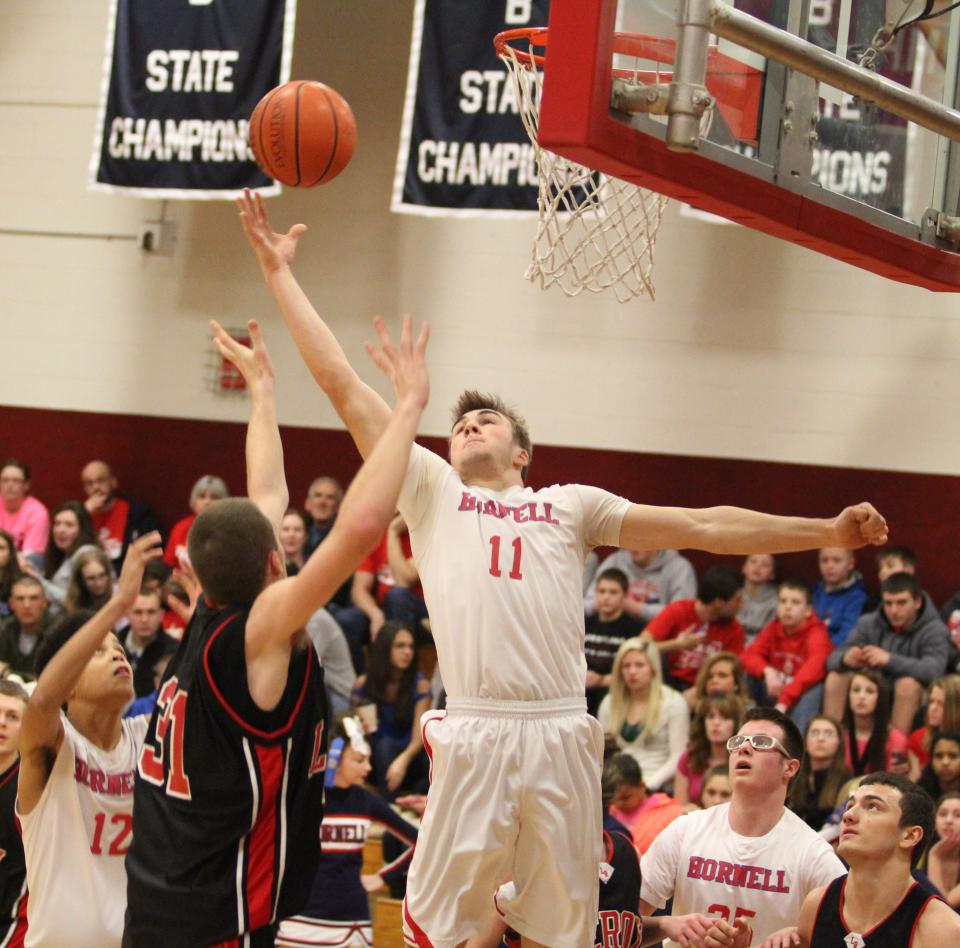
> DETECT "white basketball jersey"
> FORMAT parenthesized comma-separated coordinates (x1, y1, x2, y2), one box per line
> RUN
(19, 714, 149, 948)
(398, 445, 629, 701)
(640, 803, 845, 942)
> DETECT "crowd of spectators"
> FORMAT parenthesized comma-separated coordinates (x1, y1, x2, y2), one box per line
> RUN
(580, 538, 960, 912)
(5, 451, 960, 912)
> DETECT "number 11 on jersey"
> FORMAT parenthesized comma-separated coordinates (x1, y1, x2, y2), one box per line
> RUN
(489, 535, 523, 580)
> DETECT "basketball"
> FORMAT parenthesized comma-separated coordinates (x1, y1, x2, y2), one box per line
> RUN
(248, 80, 357, 187)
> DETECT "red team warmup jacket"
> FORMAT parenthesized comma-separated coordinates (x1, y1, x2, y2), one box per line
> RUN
(740, 614, 833, 709)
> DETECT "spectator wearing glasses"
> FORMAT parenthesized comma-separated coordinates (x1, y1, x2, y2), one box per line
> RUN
(0, 460, 49, 558)
(639, 707, 845, 946)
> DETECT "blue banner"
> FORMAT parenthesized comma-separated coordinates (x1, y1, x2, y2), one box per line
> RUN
(89, 0, 296, 199)
(392, 0, 550, 217)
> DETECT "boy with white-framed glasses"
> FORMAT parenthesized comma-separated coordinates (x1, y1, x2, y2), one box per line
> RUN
(639, 708, 845, 947)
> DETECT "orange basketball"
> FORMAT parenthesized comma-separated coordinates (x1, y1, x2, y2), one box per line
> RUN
(249, 80, 357, 187)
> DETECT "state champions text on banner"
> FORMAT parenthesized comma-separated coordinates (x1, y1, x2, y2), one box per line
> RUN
(89, 0, 297, 200)
(391, 0, 550, 219)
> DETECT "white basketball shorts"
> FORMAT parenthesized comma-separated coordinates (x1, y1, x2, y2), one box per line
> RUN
(402, 697, 604, 948)
(275, 916, 372, 947)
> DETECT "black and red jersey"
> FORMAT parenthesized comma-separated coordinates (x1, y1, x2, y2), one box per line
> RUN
(124, 600, 327, 947)
(0, 759, 27, 948)
(811, 875, 941, 946)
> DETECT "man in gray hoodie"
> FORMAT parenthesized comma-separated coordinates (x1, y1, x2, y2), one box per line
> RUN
(583, 549, 696, 622)
(824, 572, 949, 733)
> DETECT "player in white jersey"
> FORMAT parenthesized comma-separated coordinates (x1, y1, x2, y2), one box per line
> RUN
(16, 533, 162, 948)
(237, 189, 888, 948)
(641, 708, 846, 946)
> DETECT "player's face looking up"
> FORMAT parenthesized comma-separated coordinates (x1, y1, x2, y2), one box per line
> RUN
(73, 633, 134, 706)
(620, 651, 652, 694)
(729, 721, 799, 788)
(0, 694, 24, 759)
(932, 739, 960, 786)
(449, 409, 527, 481)
(390, 630, 416, 672)
(839, 784, 922, 862)
(849, 674, 879, 717)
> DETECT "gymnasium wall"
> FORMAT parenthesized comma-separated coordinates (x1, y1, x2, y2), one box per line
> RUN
(2, 2, 959, 595)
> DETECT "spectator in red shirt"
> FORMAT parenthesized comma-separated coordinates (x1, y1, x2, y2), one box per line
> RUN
(741, 579, 833, 732)
(647, 565, 745, 696)
(80, 460, 161, 570)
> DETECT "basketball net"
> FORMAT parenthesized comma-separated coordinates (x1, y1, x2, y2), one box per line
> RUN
(499, 40, 708, 303)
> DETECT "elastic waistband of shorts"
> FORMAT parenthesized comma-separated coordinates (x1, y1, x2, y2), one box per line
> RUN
(444, 696, 587, 719)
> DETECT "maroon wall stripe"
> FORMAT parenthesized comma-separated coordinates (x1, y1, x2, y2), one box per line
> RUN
(3, 404, 957, 605)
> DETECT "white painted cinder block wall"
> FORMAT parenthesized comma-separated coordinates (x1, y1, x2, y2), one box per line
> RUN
(1, 0, 959, 475)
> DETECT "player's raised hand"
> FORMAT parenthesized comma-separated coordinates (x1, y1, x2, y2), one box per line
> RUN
(236, 187, 307, 276)
(365, 314, 430, 412)
(211, 319, 276, 394)
(116, 532, 163, 607)
(832, 502, 888, 548)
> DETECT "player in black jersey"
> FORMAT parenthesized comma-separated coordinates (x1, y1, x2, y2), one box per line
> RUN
(750, 772, 960, 948)
(123, 315, 430, 948)
(0, 680, 27, 948)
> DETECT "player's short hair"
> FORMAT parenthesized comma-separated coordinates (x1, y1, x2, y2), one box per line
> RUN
(697, 565, 744, 604)
(10, 575, 44, 595)
(606, 753, 642, 790)
(187, 498, 278, 609)
(777, 578, 810, 602)
(876, 545, 916, 568)
(880, 571, 923, 599)
(597, 568, 629, 593)
(0, 679, 28, 704)
(742, 706, 804, 763)
(859, 772, 934, 867)
(450, 390, 532, 483)
(34, 610, 96, 680)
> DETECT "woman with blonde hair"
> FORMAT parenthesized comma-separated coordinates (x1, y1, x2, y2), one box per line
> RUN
(597, 636, 690, 791)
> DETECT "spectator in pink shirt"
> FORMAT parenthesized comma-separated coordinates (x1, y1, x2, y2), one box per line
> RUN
(0, 460, 49, 557)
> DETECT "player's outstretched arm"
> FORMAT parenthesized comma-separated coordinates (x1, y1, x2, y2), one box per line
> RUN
(619, 501, 887, 555)
(17, 533, 163, 814)
(211, 319, 288, 532)
(236, 189, 391, 458)
(244, 316, 429, 701)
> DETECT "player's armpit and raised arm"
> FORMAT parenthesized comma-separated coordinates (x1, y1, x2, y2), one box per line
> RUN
(236, 188, 391, 459)
(618, 501, 888, 555)
(17, 532, 163, 815)
(244, 316, 430, 690)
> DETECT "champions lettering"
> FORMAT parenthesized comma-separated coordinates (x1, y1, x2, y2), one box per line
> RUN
(686, 856, 790, 893)
(74, 758, 136, 796)
(417, 141, 538, 187)
(458, 492, 560, 525)
(107, 117, 254, 163)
